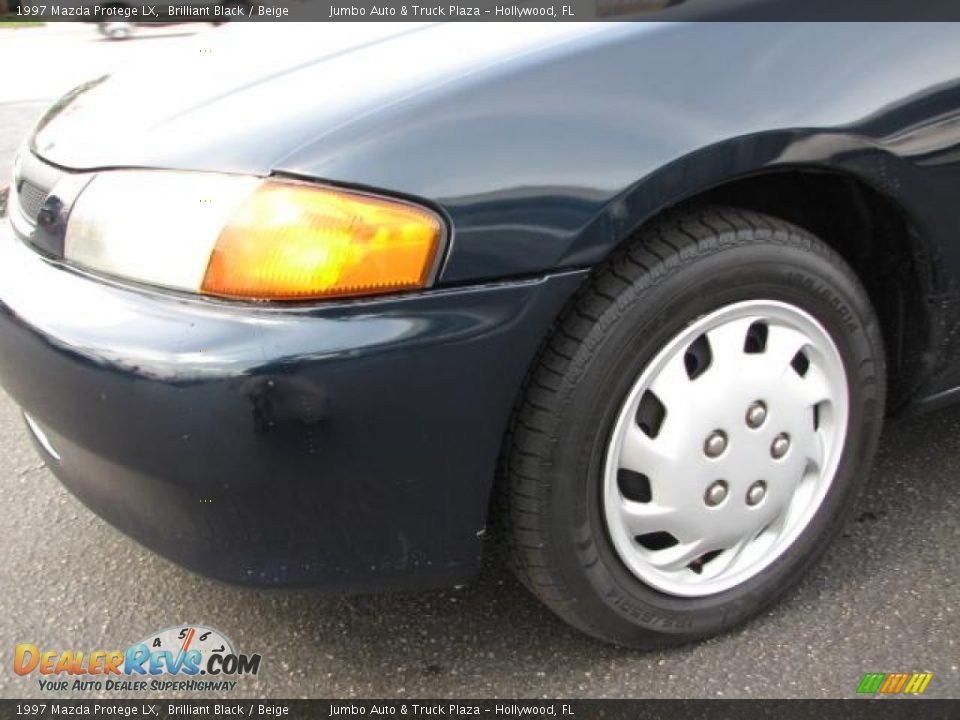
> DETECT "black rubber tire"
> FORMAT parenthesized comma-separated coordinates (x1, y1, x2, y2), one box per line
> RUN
(500, 205, 886, 648)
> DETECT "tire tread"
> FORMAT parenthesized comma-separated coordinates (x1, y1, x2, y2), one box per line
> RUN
(497, 205, 880, 646)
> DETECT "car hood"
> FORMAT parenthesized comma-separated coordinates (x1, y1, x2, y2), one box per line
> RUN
(30, 23, 608, 176)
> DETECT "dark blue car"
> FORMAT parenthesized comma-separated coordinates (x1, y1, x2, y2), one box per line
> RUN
(1, 23, 958, 647)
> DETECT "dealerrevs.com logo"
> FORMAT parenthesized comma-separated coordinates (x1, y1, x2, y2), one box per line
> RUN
(14, 625, 262, 693)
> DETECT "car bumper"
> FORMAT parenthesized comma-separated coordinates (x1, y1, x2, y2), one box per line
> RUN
(0, 221, 586, 589)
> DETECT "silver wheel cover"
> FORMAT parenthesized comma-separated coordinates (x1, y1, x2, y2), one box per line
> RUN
(603, 300, 849, 597)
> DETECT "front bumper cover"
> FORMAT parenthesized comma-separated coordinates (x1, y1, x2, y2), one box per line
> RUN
(0, 222, 586, 589)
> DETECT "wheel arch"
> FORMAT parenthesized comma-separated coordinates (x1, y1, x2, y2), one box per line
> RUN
(565, 132, 941, 413)
(690, 166, 933, 413)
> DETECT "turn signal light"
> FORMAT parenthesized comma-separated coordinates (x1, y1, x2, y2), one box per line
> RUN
(202, 181, 444, 300)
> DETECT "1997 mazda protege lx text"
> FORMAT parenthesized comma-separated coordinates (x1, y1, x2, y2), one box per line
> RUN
(1, 22, 959, 648)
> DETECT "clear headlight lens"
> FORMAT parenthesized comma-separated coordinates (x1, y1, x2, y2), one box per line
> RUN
(64, 171, 445, 301)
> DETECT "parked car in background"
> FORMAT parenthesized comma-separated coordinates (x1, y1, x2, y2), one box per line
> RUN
(87, 0, 246, 39)
(1, 23, 958, 647)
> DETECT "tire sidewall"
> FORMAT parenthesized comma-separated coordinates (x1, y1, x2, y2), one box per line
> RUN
(545, 240, 885, 643)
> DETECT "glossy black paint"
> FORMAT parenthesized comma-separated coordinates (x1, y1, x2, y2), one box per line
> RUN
(0, 228, 586, 587)
(5, 22, 960, 587)
(30, 23, 960, 401)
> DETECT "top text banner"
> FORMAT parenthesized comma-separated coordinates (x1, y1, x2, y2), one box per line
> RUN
(13, 0, 960, 22)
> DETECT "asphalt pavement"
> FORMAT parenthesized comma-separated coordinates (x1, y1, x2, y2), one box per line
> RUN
(0, 24, 957, 700)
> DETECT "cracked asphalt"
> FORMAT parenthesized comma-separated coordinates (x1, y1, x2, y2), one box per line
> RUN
(0, 24, 957, 701)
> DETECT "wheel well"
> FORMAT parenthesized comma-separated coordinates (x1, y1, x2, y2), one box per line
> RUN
(672, 168, 932, 412)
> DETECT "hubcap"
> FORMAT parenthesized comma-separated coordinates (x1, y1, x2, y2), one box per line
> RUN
(603, 300, 848, 597)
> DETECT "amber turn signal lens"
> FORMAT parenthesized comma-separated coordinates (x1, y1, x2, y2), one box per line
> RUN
(201, 182, 443, 300)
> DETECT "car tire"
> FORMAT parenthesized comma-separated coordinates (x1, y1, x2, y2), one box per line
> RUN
(500, 205, 886, 648)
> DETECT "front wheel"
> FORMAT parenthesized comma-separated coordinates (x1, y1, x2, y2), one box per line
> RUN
(501, 206, 885, 648)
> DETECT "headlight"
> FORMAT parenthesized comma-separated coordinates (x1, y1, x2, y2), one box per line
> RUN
(64, 171, 445, 301)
